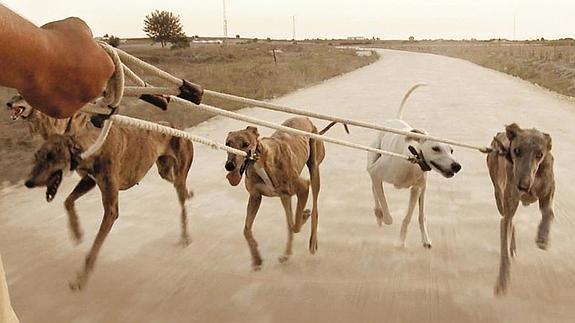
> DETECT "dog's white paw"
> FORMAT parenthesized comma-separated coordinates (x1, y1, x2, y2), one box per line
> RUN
(374, 208, 393, 225)
(309, 238, 318, 255)
(394, 240, 406, 249)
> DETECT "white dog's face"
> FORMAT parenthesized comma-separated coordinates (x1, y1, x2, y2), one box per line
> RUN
(6, 95, 33, 120)
(418, 141, 462, 178)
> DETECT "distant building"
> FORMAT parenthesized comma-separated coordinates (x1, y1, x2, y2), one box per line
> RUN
(347, 36, 366, 41)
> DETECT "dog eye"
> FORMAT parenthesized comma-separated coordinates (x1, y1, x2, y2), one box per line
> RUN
(432, 146, 440, 152)
(46, 152, 54, 161)
(513, 148, 521, 156)
(242, 142, 249, 148)
(450, 148, 454, 154)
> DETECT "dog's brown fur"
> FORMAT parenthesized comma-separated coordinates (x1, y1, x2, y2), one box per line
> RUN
(487, 123, 555, 296)
(224, 117, 345, 270)
(25, 123, 194, 290)
(6, 94, 90, 139)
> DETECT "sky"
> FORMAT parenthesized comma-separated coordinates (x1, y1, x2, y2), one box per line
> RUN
(2, 0, 574, 40)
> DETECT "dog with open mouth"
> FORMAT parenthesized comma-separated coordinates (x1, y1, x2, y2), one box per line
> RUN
(6, 94, 90, 140)
(24, 121, 194, 291)
(366, 84, 462, 249)
(224, 117, 348, 271)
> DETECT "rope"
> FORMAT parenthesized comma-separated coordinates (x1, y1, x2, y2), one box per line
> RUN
(96, 46, 490, 153)
(203, 90, 492, 153)
(169, 96, 413, 161)
(108, 114, 247, 157)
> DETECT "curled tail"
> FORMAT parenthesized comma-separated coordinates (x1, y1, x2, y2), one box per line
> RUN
(396, 83, 427, 120)
(319, 121, 350, 135)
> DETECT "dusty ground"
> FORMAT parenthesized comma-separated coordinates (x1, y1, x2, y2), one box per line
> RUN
(1, 49, 575, 322)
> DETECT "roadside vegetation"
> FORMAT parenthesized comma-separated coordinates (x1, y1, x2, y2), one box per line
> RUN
(380, 39, 575, 98)
(0, 41, 377, 183)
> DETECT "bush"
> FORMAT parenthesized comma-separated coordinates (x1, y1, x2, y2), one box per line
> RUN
(107, 35, 121, 48)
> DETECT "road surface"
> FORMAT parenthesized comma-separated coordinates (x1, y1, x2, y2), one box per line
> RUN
(1, 50, 575, 322)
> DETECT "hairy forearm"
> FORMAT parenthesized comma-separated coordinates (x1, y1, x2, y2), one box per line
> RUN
(0, 5, 48, 89)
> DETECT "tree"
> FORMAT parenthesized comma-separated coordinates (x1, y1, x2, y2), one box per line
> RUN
(107, 35, 121, 48)
(408, 36, 415, 42)
(143, 10, 187, 48)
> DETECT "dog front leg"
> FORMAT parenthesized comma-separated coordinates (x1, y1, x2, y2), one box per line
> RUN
(279, 196, 294, 263)
(64, 176, 96, 245)
(370, 178, 393, 226)
(417, 187, 432, 249)
(175, 179, 192, 247)
(536, 192, 555, 250)
(397, 187, 420, 248)
(494, 215, 514, 296)
(244, 194, 263, 271)
(308, 163, 320, 255)
(69, 179, 119, 291)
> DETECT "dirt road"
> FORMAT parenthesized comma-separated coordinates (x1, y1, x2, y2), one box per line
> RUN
(1, 50, 575, 322)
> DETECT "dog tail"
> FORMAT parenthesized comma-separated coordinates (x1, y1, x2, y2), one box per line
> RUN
(319, 122, 350, 135)
(396, 83, 427, 120)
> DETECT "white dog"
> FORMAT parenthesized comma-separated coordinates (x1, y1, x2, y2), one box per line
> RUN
(367, 84, 462, 248)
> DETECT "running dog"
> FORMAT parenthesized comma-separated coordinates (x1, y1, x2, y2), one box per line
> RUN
(487, 123, 555, 296)
(6, 94, 89, 139)
(367, 84, 462, 248)
(24, 122, 194, 291)
(224, 117, 347, 270)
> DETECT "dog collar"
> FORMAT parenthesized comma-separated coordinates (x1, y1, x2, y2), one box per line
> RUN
(239, 145, 276, 193)
(408, 146, 432, 172)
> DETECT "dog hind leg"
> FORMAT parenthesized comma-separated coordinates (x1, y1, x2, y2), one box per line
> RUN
(292, 178, 310, 233)
(371, 178, 393, 226)
(307, 140, 321, 255)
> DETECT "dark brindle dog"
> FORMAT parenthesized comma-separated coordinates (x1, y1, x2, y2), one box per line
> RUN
(487, 123, 555, 296)
(25, 123, 194, 291)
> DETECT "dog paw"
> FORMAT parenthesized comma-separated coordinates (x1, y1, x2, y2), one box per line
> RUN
(494, 282, 507, 296)
(252, 264, 262, 271)
(394, 240, 406, 249)
(278, 255, 290, 264)
(179, 236, 191, 248)
(374, 208, 392, 225)
(309, 238, 318, 255)
(70, 233, 83, 246)
(423, 242, 432, 249)
(536, 238, 548, 250)
(68, 273, 86, 292)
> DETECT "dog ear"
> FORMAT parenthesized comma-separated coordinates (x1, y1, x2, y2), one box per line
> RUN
(543, 132, 552, 151)
(246, 126, 259, 137)
(505, 123, 522, 141)
(405, 128, 426, 142)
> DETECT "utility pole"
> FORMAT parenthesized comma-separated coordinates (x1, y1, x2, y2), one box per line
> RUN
(292, 15, 296, 40)
(223, 0, 228, 38)
(513, 14, 516, 40)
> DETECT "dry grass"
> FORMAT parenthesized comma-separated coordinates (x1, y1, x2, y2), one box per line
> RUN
(0, 42, 377, 183)
(380, 40, 575, 98)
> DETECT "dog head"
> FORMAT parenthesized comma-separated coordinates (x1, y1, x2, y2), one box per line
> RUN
(407, 129, 461, 178)
(25, 134, 81, 202)
(224, 126, 259, 186)
(504, 123, 552, 193)
(6, 94, 33, 120)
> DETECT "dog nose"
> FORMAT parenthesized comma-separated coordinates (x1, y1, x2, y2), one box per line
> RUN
(24, 180, 34, 188)
(6, 101, 12, 108)
(517, 183, 530, 192)
(451, 162, 462, 173)
(225, 161, 236, 171)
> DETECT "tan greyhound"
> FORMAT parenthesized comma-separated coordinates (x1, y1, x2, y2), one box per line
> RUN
(224, 117, 347, 270)
(487, 123, 555, 296)
(6, 94, 90, 139)
(24, 123, 194, 291)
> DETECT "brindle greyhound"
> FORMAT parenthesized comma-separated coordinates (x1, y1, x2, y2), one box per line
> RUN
(25, 122, 194, 291)
(487, 123, 555, 296)
(224, 117, 347, 270)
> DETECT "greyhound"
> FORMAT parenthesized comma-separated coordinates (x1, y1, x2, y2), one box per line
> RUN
(24, 122, 194, 291)
(224, 117, 347, 270)
(367, 84, 462, 248)
(487, 123, 555, 296)
(6, 94, 90, 139)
